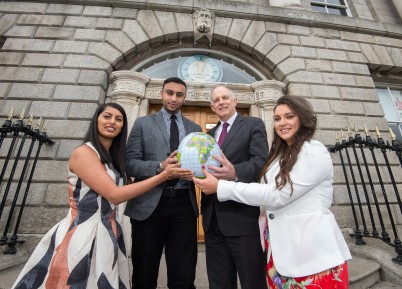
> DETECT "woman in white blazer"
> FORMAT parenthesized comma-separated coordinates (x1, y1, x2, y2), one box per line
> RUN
(194, 96, 351, 288)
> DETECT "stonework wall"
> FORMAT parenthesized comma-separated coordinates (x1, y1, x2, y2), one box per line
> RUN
(0, 1, 401, 236)
(366, 0, 402, 24)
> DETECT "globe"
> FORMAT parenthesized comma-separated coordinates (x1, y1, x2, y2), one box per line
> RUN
(177, 132, 222, 178)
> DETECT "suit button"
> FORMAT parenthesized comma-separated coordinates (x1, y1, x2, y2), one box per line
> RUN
(269, 213, 274, 220)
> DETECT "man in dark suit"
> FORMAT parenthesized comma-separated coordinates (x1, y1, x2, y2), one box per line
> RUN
(124, 77, 202, 289)
(203, 85, 268, 289)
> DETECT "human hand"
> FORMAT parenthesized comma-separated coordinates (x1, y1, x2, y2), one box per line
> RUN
(208, 151, 237, 181)
(162, 150, 179, 169)
(164, 163, 194, 180)
(192, 166, 219, 194)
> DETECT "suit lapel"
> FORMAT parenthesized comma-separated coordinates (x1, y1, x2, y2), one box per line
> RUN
(208, 122, 220, 139)
(182, 116, 193, 134)
(154, 111, 170, 146)
(220, 114, 243, 150)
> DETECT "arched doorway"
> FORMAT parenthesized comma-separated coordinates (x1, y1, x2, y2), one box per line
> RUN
(109, 48, 286, 242)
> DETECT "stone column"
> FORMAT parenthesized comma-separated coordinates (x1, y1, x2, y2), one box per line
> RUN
(108, 70, 150, 261)
(109, 71, 150, 133)
(252, 80, 286, 138)
(270, 0, 304, 9)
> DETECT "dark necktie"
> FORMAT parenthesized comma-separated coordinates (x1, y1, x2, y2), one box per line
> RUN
(218, 122, 229, 147)
(170, 114, 179, 152)
(168, 114, 180, 187)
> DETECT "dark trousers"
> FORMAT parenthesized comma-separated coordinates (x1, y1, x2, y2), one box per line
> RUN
(205, 208, 268, 289)
(131, 190, 197, 289)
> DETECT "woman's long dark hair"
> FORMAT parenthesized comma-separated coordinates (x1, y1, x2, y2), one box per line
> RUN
(260, 96, 317, 194)
(84, 103, 128, 182)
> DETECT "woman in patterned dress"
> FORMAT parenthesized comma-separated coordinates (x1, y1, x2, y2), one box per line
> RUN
(194, 96, 352, 288)
(12, 103, 193, 289)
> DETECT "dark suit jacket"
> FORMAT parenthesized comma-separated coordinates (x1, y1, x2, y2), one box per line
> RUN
(124, 110, 202, 221)
(202, 113, 268, 236)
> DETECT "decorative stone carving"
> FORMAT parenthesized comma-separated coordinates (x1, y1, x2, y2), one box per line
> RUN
(252, 80, 286, 133)
(145, 88, 162, 100)
(187, 89, 211, 102)
(193, 8, 215, 47)
(144, 80, 255, 107)
(109, 71, 150, 132)
(109, 71, 149, 100)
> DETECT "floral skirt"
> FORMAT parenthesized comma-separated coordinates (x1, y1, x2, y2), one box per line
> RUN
(263, 222, 349, 289)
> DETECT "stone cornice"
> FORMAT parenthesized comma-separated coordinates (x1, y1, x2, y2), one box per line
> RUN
(144, 79, 254, 104)
(13, 0, 402, 39)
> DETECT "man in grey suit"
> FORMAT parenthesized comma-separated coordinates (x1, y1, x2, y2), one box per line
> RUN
(202, 85, 268, 289)
(124, 77, 202, 289)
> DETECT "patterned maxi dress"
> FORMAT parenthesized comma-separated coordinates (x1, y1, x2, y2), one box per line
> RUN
(12, 143, 130, 289)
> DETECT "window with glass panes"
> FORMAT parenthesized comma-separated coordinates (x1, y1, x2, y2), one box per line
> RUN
(311, 0, 349, 16)
(376, 86, 402, 143)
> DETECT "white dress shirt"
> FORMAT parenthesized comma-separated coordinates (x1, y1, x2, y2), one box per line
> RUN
(214, 112, 237, 141)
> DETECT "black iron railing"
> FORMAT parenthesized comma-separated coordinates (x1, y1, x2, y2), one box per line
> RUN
(329, 125, 402, 265)
(0, 108, 54, 254)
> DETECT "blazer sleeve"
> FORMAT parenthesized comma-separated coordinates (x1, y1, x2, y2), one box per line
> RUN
(217, 141, 333, 210)
(125, 117, 159, 179)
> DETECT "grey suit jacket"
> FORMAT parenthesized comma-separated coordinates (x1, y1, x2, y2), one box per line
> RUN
(124, 110, 202, 221)
(202, 113, 269, 236)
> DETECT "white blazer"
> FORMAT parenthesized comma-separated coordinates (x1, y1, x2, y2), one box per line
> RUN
(217, 140, 351, 277)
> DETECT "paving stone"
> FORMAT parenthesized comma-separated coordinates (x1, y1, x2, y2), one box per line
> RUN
(17, 14, 65, 26)
(46, 4, 84, 15)
(64, 16, 97, 28)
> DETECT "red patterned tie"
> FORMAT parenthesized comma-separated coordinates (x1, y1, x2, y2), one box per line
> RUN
(218, 122, 229, 147)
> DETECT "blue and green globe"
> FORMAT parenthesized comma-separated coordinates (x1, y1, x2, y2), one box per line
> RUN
(177, 132, 222, 178)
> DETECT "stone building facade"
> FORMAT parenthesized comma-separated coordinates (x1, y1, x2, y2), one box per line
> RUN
(0, 0, 401, 246)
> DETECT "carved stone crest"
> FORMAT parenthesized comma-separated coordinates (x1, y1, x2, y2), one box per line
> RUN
(193, 8, 215, 46)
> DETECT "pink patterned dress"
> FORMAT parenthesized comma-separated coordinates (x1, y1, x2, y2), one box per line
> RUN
(12, 143, 130, 289)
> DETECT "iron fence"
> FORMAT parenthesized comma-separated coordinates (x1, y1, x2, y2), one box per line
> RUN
(329, 126, 402, 265)
(0, 108, 54, 254)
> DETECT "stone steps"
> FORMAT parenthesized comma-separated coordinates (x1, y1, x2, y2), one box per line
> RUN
(369, 281, 402, 289)
(349, 256, 381, 289)
(1, 237, 402, 289)
(0, 255, 393, 289)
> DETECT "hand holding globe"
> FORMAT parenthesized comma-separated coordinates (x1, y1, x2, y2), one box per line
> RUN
(177, 132, 222, 179)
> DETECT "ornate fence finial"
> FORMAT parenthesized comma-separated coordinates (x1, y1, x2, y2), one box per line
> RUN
(354, 123, 359, 133)
(7, 108, 15, 121)
(27, 113, 34, 126)
(364, 124, 370, 136)
(18, 109, 25, 121)
(389, 128, 396, 141)
(341, 129, 346, 140)
(35, 117, 42, 130)
(375, 126, 381, 138)
(42, 120, 48, 133)
(347, 126, 353, 137)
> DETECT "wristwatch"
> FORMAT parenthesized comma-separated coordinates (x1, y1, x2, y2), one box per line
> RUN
(156, 162, 163, 174)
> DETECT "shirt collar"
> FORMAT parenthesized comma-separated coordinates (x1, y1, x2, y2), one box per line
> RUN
(161, 107, 182, 121)
(221, 112, 238, 127)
